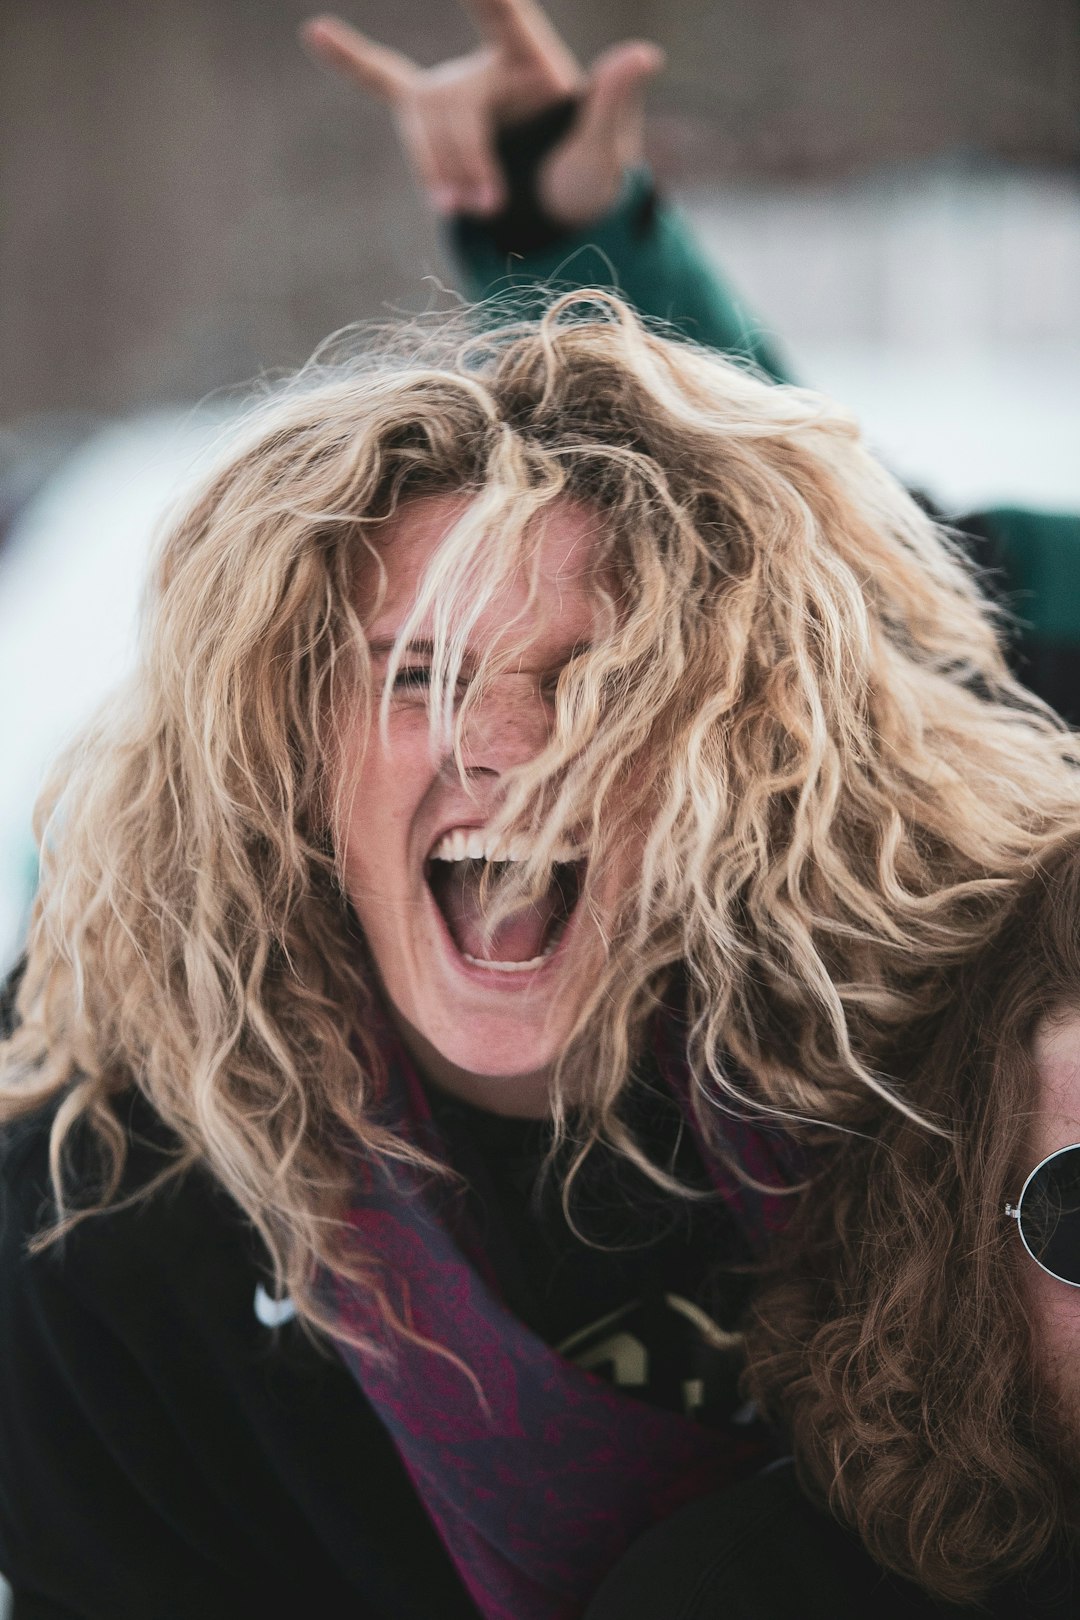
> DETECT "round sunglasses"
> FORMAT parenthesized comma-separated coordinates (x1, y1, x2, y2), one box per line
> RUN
(1005, 1143, 1080, 1287)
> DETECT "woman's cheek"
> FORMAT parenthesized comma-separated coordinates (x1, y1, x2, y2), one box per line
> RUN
(1027, 1264, 1080, 1437)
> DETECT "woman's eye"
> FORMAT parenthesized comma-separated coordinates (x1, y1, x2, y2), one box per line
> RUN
(393, 665, 433, 691)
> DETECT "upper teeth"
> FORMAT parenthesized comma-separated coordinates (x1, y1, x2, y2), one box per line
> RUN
(428, 828, 582, 864)
(430, 829, 525, 863)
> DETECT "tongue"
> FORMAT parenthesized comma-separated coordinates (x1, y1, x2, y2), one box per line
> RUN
(437, 866, 559, 963)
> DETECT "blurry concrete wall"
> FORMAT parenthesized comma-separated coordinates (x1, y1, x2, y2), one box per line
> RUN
(2, 0, 1078, 417)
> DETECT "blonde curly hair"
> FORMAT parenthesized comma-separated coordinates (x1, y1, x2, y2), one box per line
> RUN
(4, 292, 1080, 1349)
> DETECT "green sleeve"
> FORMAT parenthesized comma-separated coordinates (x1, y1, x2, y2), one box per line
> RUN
(965, 504, 1080, 725)
(977, 506, 1080, 646)
(451, 167, 793, 386)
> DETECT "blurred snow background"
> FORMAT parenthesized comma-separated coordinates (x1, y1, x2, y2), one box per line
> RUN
(690, 163, 1080, 513)
(0, 410, 234, 972)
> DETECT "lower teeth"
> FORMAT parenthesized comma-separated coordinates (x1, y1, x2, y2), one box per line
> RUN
(461, 939, 559, 972)
(430, 858, 581, 972)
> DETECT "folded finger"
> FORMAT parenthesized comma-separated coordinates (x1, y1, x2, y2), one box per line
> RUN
(397, 104, 457, 213)
(424, 97, 505, 214)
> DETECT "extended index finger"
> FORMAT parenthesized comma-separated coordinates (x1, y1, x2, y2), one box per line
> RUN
(300, 15, 416, 103)
(462, 0, 577, 70)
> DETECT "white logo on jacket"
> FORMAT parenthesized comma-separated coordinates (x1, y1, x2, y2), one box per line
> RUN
(254, 1283, 298, 1327)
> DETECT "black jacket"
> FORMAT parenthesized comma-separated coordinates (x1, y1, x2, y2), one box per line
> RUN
(0, 1081, 482, 1620)
(0, 969, 764, 1620)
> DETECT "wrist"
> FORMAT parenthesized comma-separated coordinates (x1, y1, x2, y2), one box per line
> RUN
(449, 166, 661, 293)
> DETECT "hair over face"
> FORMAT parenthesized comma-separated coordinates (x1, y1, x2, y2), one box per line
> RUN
(4, 291, 1080, 1343)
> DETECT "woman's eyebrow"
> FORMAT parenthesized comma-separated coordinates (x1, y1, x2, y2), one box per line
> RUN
(367, 637, 435, 660)
(367, 637, 592, 663)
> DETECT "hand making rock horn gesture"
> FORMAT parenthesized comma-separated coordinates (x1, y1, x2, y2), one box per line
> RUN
(300, 0, 665, 228)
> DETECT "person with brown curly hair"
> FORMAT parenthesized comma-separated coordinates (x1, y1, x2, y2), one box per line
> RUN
(589, 835, 1080, 1617)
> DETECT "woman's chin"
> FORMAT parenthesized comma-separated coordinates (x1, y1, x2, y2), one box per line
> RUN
(418, 1014, 562, 1083)
(389, 1001, 570, 1114)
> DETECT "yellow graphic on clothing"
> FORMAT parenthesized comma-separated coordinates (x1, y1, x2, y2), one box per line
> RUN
(558, 1294, 744, 1417)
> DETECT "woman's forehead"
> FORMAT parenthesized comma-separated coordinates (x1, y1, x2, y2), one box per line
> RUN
(361, 492, 609, 653)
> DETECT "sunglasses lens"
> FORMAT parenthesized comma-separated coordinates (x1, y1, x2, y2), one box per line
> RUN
(1020, 1146, 1080, 1285)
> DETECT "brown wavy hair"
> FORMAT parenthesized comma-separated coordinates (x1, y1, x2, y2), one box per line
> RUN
(4, 292, 1080, 1350)
(746, 833, 1080, 1604)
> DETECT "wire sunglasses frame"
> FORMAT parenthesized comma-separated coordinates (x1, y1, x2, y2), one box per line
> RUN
(1005, 1142, 1080, 1289)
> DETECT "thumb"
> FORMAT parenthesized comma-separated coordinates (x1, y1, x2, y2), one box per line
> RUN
(575, 40, 665, 149)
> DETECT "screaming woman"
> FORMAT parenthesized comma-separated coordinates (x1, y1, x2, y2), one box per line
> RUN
(3, 4, 1080, 1616)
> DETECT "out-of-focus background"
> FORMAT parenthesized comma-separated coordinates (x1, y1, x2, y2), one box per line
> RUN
(1, 0, 1079, 986)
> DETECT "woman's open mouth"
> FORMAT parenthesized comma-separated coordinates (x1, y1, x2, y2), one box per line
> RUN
(423, 835, 586, 978)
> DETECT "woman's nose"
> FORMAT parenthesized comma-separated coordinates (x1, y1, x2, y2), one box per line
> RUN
(457, 674, 554, 774)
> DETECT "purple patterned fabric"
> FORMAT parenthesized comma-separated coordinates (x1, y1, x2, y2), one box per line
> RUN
(324, 1004, 795, 1620)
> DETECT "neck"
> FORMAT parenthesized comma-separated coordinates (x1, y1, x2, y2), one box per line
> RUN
(388, 1010, 560, 1119)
